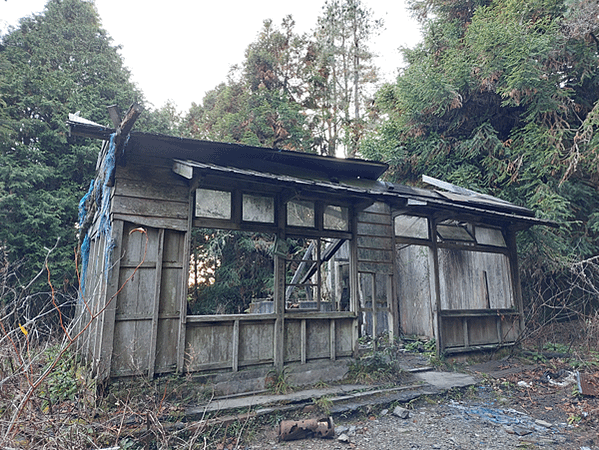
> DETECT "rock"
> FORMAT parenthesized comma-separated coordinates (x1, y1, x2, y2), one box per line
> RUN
(336, 425, 350, 434)
(535, 419, 552, 428)
(302, 404, 317, 413)
(393, 406, 410, 419)
(504, 426, 532, 436)
(338, 433, 350, 443)
(380, 409, 388, 416)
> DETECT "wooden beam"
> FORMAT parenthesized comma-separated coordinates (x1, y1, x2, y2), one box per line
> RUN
(107, 105, 121, 128)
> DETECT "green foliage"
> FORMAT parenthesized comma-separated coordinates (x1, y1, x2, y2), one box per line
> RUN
(181, 3, 382, 156)
(363, 0, 599, 313)
(346, 351, 403, 384)
(40, 345, 92, 411)
(182, 18, 311, 150)
(0, 0, 144, 300)
(187, 230, 275, 315)
(312, 395, 333, 415)
(266, 367, 294, 395)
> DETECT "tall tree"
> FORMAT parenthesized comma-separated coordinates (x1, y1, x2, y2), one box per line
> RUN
(362, 0, 599, 305)
(314, 0, 382, 156)
(0, 0, 143, 294)
(182, 18, 311, 150)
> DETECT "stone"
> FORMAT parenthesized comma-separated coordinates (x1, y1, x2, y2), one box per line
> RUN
(338, 433, 350, 443)
(336, 425, 350, 434)
(380, 409, 389, 416)
(534, 419, 552, 428)
(393, 406, 410, 419)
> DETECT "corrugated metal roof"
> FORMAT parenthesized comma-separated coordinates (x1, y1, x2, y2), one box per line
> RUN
(174, 159, 556, 229)
(68, 117, 556, 229)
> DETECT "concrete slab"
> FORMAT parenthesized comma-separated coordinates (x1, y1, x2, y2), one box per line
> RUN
(186, 384, 367, 417)
(413, 371, 476, 390)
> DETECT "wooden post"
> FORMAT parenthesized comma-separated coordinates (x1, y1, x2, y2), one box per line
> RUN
(232, 319, 240, 372)
(274, 253, 286, 369)
(301, 319, 307, 364)
(329, 319, 336, 360)
(350, 210, 360, 357)
(176, 188, 194, 373)
(148, 229, 165, 379)
(506, 228, 525, 339)
(273, 198, 286, 369)
(429, 217, 443, 356)
(371, 273, 377, 350)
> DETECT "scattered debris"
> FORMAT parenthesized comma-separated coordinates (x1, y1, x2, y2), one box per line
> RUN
(577, 372, 599, 397)
(278, 417, 335, 441)
(393, 406, 410, 419)
(337, 433, 350, 443)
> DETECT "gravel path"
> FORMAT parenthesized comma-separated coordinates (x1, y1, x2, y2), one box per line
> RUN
(248, 386, 591, 450)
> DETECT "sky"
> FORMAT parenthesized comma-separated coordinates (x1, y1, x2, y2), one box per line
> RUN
(0, 0, 422, 113)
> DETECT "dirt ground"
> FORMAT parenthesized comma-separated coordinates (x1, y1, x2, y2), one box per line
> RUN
(245, 357, 599, 450)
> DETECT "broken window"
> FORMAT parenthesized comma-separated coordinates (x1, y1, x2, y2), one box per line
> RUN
(243, 193, 275, 223)
(195, 188, 231, 219)
(324, 205, 349, 231)
(394, 215, 429, 240)
(436, 220, 475, 243)
(475, 227, 506, 247)
(287, 200, 315, 227)
(188, 229, 275, 315)
(284, 238, 350, 312)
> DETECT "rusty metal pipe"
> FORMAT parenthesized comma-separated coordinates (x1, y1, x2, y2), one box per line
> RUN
(278, 416, 335, 441)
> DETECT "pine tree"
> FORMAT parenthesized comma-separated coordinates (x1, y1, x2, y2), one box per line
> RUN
(0, 0, 143, 295)
(362, 0, 599, 306)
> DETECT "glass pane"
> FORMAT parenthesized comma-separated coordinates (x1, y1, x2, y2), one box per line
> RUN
(287, 200, 315, 227)
(394, 215, 428, 239)
(324, 205, 349, 231)
(437, 221, 475, 242)
(195, 188, 231, 219)
(476, 227, 506, 247)
(243, 194, 274, 223)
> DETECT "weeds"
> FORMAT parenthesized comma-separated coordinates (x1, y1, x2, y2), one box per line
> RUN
(266, 367, 294, 395)
(347, 351, 403, 384)
(312, 395, 333, 415)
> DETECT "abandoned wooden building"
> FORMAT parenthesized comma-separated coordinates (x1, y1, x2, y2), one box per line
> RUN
(69, 109, 551, 387)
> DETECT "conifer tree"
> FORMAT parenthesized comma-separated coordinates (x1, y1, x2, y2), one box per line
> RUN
(0, 0, 143, 295)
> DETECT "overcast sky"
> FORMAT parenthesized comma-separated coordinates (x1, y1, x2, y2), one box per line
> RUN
(1, 0, 422, 113)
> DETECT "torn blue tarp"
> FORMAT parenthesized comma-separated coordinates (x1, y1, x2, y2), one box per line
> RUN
(78, 132, 123, 300)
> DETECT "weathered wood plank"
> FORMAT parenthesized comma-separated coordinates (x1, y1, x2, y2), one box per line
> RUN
(356, 222, 392, 237)
(357, 248, 394, 263)
(148, 229, 165, 378)
(112, 214, 187, 232)
(357, 236, 393, 250)
(98, 220, 124, 381)
(397, 244, 434, 338)
(438, 249, 514, 311)
(238, 321, 274, 366)
(112, 196, 188, 220)
(357, 212, 392, 225)
(283, 320, 301, 363)
(185, 323, 233, 370)
(115, 177, 189, 203)
(306, 320, 330, 360)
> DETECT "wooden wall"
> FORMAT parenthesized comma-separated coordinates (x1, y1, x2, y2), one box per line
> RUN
(396, 244, 434, 337)
(78, 155, 526, 382)
(356, 203, 396, 338)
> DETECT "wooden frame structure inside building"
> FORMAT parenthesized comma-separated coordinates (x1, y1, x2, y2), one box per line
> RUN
(69, 110, 552, 387)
